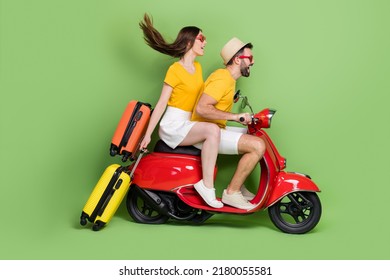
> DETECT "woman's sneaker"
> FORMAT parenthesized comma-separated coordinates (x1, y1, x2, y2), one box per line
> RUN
(194, 180, 223, 208)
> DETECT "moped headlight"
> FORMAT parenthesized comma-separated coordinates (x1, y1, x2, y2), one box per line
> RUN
(257, 108, 277, 128)
(267, 109, 276, 126)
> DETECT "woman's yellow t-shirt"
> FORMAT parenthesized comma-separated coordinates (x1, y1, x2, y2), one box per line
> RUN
(192, 68, 236, 128)
(164, 61, 204, 112)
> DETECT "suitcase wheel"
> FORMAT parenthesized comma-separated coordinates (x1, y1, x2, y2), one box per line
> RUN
(80, 212, 88, 226)
(92, 220, 105, 231)
(122, 154, 129, 162)
(110, 144, 118, 156)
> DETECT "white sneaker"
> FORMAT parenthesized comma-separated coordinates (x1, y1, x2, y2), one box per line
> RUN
(240, 185, 255, 200)
(222, 190, 255, 210)
(194, 180, 223, 208)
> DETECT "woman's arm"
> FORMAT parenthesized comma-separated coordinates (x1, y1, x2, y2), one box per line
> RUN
(140, 83, 173, 149)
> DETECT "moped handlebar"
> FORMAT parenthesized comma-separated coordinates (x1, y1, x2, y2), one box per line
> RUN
(239, 116, 259, 123)
(235, 90, 275, 129)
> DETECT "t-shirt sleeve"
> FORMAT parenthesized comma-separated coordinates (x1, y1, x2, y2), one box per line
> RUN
(164, 65, 180, 88)
(203, 75, 226, 101)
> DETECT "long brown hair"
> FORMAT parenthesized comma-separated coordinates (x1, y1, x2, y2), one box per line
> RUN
(139, 13, 201, 58)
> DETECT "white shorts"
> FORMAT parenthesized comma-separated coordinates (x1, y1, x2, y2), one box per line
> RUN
(159, 106, 197, 149)
(194, 126, 247, 155)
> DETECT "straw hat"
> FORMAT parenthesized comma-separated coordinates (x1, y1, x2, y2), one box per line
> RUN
(220, 37, 251, 65)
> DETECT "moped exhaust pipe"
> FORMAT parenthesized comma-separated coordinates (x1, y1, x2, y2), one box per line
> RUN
(133, 186, 170, 214)
(132, 186, 197, 221)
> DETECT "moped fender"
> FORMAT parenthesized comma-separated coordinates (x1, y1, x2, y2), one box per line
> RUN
(266, 171, 320, 207)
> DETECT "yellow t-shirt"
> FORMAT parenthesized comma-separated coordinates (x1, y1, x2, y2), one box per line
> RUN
(192, 68, 236, 128)
(164, 61, 204, 112)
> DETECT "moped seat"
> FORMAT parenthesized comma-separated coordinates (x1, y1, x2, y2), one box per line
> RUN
(153, 139, 201, 156)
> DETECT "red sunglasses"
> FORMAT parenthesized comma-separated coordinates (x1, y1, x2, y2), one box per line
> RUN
(196, 34, 206, 43)
(238, 55, 253, 63)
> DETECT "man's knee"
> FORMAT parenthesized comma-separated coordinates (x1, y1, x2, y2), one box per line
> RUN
(254, 138, 266, 157)
(239, 135, 265, 157)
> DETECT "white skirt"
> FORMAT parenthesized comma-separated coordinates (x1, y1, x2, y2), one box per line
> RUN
(158, 106, 197, 149)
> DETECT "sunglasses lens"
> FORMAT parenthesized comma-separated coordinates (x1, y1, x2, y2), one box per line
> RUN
(197, 35, 205, 42)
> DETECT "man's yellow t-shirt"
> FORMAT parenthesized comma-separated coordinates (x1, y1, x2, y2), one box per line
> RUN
(192, 68, 236, 128)
(164, 61, 204, 112)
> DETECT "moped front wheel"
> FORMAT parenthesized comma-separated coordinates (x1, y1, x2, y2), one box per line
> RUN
(126, 187, 169, 224)
(268, 191, 321, 234)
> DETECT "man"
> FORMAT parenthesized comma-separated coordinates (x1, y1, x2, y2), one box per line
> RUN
(192, 37, 265, 210)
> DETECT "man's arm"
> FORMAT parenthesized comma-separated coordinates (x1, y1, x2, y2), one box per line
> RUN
(195, 93, 251, 124)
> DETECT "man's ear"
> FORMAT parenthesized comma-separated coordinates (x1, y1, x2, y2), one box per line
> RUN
(233, 56, 240, 65)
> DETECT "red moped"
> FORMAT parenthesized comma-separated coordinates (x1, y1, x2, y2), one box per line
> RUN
(125, 93, 322, 234)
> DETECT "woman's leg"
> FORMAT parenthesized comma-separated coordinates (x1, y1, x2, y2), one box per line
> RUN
(180, 122, 223, 208)
(180, 122, 220, 188)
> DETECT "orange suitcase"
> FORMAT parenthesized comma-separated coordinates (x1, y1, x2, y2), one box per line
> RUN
(110, 101, 151, 162)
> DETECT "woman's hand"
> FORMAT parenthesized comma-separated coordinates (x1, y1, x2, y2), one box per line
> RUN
(140, 134, 151, 150)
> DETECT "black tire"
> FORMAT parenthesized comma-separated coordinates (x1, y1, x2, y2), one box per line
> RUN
(126, 187, 169, 224)
(268, 192, 321, 234)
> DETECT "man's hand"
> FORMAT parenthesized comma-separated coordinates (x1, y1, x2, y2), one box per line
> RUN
(236, 113, 252, 125)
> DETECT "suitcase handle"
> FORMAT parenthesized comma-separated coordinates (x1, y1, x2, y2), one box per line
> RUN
(128, 149, 146, 178)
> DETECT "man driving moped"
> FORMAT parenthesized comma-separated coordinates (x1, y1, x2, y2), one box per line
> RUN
(192, 37, 265, 210)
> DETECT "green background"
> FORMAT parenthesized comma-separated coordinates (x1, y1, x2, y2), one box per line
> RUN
(1, 0, 389, 260)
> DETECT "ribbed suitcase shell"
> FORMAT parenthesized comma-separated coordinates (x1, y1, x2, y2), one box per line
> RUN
(80, 164, 131, 231)
(110, 101, 151, 162)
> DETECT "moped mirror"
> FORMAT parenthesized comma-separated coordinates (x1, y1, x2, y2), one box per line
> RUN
(241, 96, 254, 115)
(233, 90, 241, 103)
(241, 96, 248, 109)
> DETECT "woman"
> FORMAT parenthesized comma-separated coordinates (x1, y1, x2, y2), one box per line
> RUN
(138, 14, 223, 208)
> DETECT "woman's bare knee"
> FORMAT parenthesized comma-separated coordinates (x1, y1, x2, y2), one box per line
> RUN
(203, 122, 220, 140)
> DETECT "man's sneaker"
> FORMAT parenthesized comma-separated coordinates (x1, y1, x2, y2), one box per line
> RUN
(222, 190, 255, 210)
(240, 185, 255, 200)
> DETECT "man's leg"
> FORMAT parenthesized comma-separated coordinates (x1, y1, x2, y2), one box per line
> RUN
(225, 134, 265, 194)
(221, 134, 265, 210)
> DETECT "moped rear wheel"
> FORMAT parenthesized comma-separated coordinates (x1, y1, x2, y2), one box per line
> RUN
(268, 191, 321, 234)
(126, 187, 169, 224)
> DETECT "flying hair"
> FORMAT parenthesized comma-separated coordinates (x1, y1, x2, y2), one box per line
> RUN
(139, 13, 202, 58)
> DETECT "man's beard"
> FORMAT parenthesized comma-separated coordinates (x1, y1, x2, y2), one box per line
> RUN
(240, 62, 251, 77)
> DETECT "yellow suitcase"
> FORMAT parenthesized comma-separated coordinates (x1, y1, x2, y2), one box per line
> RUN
(80, 164, 131, 231)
